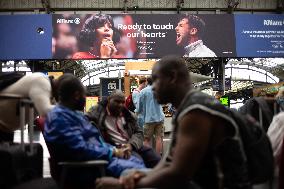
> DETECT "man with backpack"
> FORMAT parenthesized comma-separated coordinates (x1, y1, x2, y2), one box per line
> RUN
(96, 55, 273, 189)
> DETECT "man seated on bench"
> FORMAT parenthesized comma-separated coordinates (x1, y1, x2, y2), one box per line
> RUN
(43, 74, 145, 187)
(87, 90, 160, 168)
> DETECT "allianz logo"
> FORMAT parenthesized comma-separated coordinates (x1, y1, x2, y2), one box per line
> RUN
(57, 18, 80, 24)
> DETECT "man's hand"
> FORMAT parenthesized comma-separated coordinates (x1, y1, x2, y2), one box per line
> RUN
(96, 177, 123, 189)
(122, 143, 133, 152)
(113, 147, 131, 159)
(121, 143, 132, 159)
(119, 170, 146, 189)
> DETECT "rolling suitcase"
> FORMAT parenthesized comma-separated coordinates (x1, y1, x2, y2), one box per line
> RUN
(0, 95, 43, 189)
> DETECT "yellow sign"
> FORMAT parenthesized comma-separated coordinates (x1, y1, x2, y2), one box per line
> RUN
(85, 96, 99, 112)
(48, 72, 63, 79)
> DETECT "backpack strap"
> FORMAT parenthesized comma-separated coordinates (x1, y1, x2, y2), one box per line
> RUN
(176, 90, 242, 142)
(254, 98, 273, 129)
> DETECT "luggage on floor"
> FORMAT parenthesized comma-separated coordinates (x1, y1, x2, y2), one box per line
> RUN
(0, 96, 43, 189)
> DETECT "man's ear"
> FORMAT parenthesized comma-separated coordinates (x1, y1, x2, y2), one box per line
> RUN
(74, 91, 81, 100)
(51, 78, 59, 101)
(168, 70, 178, 84)
(190, 27, 197, 35)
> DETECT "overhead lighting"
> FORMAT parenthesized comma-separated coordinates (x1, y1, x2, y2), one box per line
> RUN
(132, 6, 139, 10)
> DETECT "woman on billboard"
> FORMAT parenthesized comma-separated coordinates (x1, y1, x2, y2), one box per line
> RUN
(73, 14, 121, 59)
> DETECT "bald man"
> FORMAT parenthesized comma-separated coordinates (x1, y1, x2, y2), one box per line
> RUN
(87, 90, 160, 168)
(96, 56, 251, 189)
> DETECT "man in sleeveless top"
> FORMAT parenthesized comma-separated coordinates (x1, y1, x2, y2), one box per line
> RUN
(96, 55, 250, 189)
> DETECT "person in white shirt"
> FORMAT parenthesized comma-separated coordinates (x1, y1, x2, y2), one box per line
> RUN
(175, 14, 216, 58)
(0, 72, 55, 141)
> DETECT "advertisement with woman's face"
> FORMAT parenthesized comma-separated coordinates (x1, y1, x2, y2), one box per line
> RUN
(52, 14, 182, 59)
(1, 14, 283, 60)
(51, 14, 236, 59)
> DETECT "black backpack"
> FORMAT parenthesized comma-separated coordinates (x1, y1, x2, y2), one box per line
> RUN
(125, 94, 135, 112)
(179, 91, 274, 184)
(229, 110, 274, 184)
(0, 72, 24, 91)
(239, 97, 276, 132)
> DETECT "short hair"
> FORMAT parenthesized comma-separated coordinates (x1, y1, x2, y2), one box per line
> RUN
(109, 89, 125, 99)
(156, 55, 189, 82)
(56, 73, 84, 102)
(139, 77, 147, 85)
(179, 14, 205, 38)
(79, 14, 121, 47)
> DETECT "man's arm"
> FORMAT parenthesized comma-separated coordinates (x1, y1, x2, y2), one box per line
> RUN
(135, 110, 213, 189)
(128, 114, 144, 150)
(29, 75, 55, 116)
(44, 113, 114, 161)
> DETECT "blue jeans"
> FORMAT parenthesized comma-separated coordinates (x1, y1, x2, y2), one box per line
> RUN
(137, 145, 160, 168)
(107, 155, 146, 177)
(138, 117, 144, 128)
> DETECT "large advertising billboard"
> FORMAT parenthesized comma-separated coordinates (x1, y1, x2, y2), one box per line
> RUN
(52, 14, 236, 59)
(235, 15, 284, 57)
(0, 14, 283, 60)
(0, 15, 52, 60)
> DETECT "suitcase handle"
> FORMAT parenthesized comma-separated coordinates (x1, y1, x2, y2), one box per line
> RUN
(19, 99, 34, 154)
(0, 94, 35, 153)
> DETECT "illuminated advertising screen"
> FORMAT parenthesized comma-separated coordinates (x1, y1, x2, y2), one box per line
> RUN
(51, 14, 236, 59)
(0, 14, 283, 60)
(220, 96, 230, 107)
(235, 15, 284, 57)
(0, 15, 52, 60)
